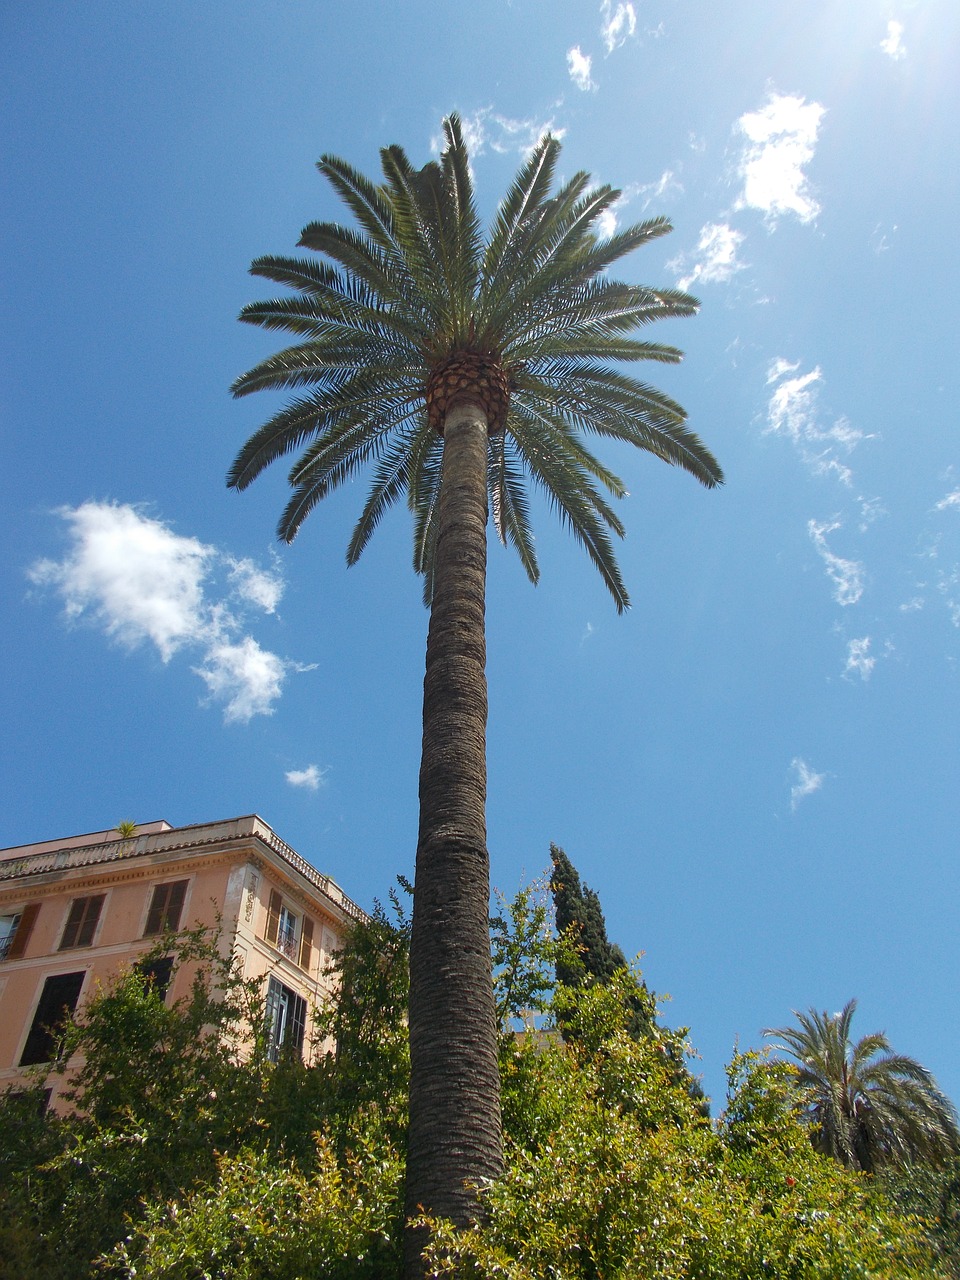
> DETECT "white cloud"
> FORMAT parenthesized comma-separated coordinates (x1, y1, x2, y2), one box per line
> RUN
(228, 556, 284, 612)
(765, 360, 868, 484)
(808, 518, 865, 606)
(858, 496, 886, 532)
(567, 46, 596, 92)
(735, 92, 825, 223)
(29, 501, 297, 723)
(790, 757, 825, 810)
(844, 637, 875, 681)
(195, 637, 286, 723)
(672, 222, 746, 291)
(880, 20, 906, 61)
(286, 764, 327, 791)
(29, 503, 214, 661)
(935, 488, 960, 512)
(439, 109, 564, 160)
(600, 0, 636, 53)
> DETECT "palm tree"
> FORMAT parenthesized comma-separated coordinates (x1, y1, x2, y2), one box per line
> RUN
(766, 999, 960, 1173)
(227, 115, 722, 1266)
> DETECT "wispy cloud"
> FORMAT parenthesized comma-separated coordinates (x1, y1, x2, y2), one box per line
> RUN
(844, 636, 876, 681)
(567, 46, 596, 92)
(808, 518, 865, 606)
(286, 764, 327, 791)
(600, 0, 636, 53)
(735, 92, 825, 224)
(765, 359, 868, 484)
(935, 488, 960, 513)
(790, 757, 826, 810)
(439, 108, 564, 160)
(28, 501, 303, 723)
(672, 222, 746, 291)
(880, 20, 906, 61)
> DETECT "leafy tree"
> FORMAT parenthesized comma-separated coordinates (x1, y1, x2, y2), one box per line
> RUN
(766, 999, 960, 1173)
(104, 1138, 402, 1280)
(426, 992, 939, 1279)
(549, 843, 707, 1113)
(312, 886, 411, 1155)
(227, 112, 722, 1260)
(490, 877, 577, 1033)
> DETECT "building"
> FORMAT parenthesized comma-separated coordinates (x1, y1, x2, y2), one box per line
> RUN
(0, 815, 363, 1107)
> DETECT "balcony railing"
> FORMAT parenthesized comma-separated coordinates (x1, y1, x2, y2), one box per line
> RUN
(0, 815, 364, 922)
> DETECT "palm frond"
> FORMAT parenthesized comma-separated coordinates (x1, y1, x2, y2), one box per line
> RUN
(229, 114, 721, 600)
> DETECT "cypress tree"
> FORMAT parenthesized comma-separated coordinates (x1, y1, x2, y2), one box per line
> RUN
(548, 843, 707, 1114)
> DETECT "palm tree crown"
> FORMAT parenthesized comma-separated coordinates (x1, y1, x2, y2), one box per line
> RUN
(766, 999, 960, 1173)
(228, 113, 722, 609)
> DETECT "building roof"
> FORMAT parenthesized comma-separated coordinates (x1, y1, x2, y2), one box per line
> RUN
(0, 814, 364, 922)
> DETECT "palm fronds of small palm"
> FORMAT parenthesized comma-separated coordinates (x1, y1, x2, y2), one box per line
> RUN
(766, 999, 960, 1172)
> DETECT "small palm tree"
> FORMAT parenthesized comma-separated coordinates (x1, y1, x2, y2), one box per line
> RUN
(228, 115, 721, 1267)
(766, 999, 960, 1173)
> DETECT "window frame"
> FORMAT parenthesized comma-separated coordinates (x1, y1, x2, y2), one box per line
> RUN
(19, 970, 86, 1066)
(264, 888, 316, 972)
(264, 975, 307, 1063)
(58, 895, 106, 950)
(143, 880, 188, 937)
(0, 902, 41, 961)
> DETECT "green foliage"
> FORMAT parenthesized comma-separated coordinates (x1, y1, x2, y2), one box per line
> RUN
(767, 1000, 960, 1174)
(0, 923, 408, 1279)
(1, 893, 953, 1279)
(427, 1036, 942, 1279)
(105, 1135, 402, 1280)
(312, 886, 411, 1153)
(490, 877, 576, 1033)
(548, 843, 708, 1114)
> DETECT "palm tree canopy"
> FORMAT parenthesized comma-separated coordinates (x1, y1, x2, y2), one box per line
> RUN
(766, 999, 960, 1173)
(227, 114, 723, 612)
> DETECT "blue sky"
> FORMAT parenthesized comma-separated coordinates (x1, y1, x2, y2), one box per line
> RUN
(3, 0, 958, 1111)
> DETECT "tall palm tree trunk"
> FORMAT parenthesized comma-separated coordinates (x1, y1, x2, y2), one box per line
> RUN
(403, 403, 503, 1271)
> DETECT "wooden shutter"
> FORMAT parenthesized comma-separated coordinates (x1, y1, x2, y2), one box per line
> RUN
(7, 902, 40, 960)
(75, 895, 105, 947)
(144, 885, 167, 936)
(265, 889, 282, 946)
(60, 898, 86, 949)
(298, 916, 314, 971)
(60, 895, 105, 949)
(165, 880, 187, 931)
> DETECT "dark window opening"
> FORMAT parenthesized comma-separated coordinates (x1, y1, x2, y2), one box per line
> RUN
(264, 976, 307, 1063)
(143, 881, 188, 936)
(59, 895, 105, 950)
(20, 972, 85, 1066)
(136, 955, 174, 1001)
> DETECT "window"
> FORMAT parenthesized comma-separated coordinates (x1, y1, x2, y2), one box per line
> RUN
(264, 889, 315, 970)
(59, 895, 105, 950)
(0, 903, 40, 961)
(20, 972, 85, 1065)
(143, 881, 188, 936)
(264, 976, 307, 1063)
(136, 954, 174, 1001)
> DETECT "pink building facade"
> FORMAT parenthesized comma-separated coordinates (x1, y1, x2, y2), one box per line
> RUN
(0, 815, 363, 1107)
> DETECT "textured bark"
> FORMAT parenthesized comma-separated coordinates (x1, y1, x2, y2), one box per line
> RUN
(403, 403, 503, 1277)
